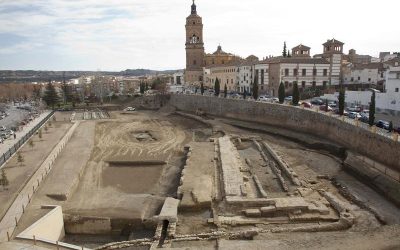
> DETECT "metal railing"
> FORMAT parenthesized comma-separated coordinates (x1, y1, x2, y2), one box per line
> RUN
(0, 111, 55, 168)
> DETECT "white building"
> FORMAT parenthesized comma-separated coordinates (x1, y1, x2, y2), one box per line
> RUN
(342, 63, 386, 87)
(386, 66, 400, 93)
(254, 62, 269, 94)
(237, 62, 253, 93)
(172, 72, 185, 85)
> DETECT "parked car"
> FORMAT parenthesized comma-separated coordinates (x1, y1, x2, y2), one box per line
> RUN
(257, 96, 269, 102)
(0, 132, 9, 139)
(284, 96, 293, 102)
(360, 110, 369, 117)
(359, 115, 369, 123)
(311, 98, 324, 105)
(0, 126, 6, 131)
(347, 106, 362, 112)
(394, 126, 400, 133)
(376, 120, 390, 130)
(300, 101, 313, 108)
(319, 105, 333, 112)
(348, 112, 361, 119)
(124, 107, 136, 112)
(333, 108, 348, 116)
(328, 101, 337, 108)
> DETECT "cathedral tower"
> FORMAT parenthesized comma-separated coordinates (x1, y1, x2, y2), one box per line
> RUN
(185, 0, 205, 85)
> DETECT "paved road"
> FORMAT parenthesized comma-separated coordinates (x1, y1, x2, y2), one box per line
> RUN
(0, 111, 51, 164)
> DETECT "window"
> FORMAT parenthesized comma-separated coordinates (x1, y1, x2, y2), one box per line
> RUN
(351, 77, 354, 82)
(222, 60, 225, 64)
(368, 78, 371, 82)
(313, 68, 317, 76)
(312, 81, 316, 88)
(323, 81, 327, 88)
(397, 73, 400, 79)
(212, 59, 215, 64)
(381, 72, 384, 78)
(285, 81, 289, 88)
(193, 60, 196, 65)
(227, 79, 229, 84)
(323, 69, 328, 76)
(358, 76, 360, 81)
(302, 69, 306, 76)
(301, 81, 306, 88)
(285, 69, 289, 76)
(294, 69, 298, 76)
(231, 79, 233, 84)
(395, 88, 399, 92)
(261, 69, 265, 85)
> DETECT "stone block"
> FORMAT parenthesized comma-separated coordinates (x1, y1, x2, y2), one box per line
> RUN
(244, 209, 261, 217)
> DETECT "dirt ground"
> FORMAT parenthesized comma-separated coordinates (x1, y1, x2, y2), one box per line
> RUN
(10, 108, 400, 250)
(0, 113, 72, 220)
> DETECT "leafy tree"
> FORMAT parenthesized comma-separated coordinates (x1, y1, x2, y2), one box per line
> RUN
(0, 169, 9, 190)
(61, 73, 73, 104)
(282, 41, 287, 57)
(338, 86, 345, 116)
(278, 82, 285, 104)
(369, 91, 376, 126)
(29, 140, 34, 148)
(214, 78, 220, 96)
(252, 79, 259, 100)
(17, 152, 24, 167)
(389, 121, 393, 132)
(38, 129, 42, 140)
(43, 80, 59, 109)
(224, 84, 228, 98)
(200, 82, 204, 95)
(292, 82, 299, 105)
(151, 77, 162, 90)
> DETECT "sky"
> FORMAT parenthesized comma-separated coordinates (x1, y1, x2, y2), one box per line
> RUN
(0, 0, 399, 71)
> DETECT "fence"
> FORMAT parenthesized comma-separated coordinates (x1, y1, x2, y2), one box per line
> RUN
(0, 111, 55, 167)
(0, 121, 79, 242)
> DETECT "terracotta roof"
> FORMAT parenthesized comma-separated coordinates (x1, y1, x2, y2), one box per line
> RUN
(292, 44, 311, 50)
(323, 38, 344, 46)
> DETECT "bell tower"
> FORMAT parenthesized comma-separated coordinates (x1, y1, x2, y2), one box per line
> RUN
(185, 0, 205, 85)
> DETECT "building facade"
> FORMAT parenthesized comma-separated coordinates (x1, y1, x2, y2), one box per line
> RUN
(185, 0, 204, 85)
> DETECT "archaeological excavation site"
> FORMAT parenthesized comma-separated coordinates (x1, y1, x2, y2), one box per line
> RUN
(1, 95, 400, 250)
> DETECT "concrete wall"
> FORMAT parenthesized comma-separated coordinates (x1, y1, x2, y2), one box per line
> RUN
(169, 95, 400, 171)
(18, 206, 65, 241)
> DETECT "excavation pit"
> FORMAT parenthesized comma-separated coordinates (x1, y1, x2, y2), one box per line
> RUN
(132, 130, 157, 142)
(102, 163, 164, 194)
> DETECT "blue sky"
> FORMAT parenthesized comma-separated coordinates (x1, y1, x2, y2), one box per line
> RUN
(0, 0, 399, 71)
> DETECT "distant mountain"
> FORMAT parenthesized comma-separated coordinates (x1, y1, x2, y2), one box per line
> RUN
(0, 69, 183, 83)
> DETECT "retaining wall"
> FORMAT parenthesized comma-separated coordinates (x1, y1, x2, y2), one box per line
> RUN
(169, 95, 400, 171)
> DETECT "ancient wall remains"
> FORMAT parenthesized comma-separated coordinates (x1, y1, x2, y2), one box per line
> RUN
(169, 95, 400, 171)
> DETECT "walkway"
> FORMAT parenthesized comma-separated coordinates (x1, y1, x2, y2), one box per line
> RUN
(0, 121, 79, 242)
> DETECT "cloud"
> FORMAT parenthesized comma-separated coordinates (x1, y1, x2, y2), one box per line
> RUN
(0, 0, 399, 70)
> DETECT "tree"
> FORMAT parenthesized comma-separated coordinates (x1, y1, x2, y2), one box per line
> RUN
(243, 90, 247, 99)
(278, 82, 285, 104)
(17, 152, 24, 167)
(43, 80, 59, 109)
(0, 169, 9, 190)
(200, 82, 204, 95)
(29, 140, 34, 148)
(252, 79, 259, 100)
(61, 72, 72, 104)
(338, 86, 345, 116)
(389, 121, 393, 132)
(214, 78, 220, 96)
(292, 82, 299, 105)
(369, 91, 376, 126)
(139, 82, 145, 94)
(44, 125, 48, 133)
(325, 99, 329, 112)
(38, 129, 42, 140)
(282, 42, 287, 57)
(145, 83, 149, 91)
(224, 84, 228, 98)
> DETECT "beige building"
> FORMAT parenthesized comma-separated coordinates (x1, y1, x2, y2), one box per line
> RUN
(185, 0, 204, 85)
(204, 63, 238, 91)
(204, 45, 241, 67)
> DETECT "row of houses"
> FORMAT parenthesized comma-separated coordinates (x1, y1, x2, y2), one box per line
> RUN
(185, 39, 400, 97)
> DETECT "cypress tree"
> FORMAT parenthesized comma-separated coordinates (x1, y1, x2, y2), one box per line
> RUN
(292, 82, 299, 105)
(278, 81, 285, 104)
(282, 42, 287, 57)
(252, 79, 259, 100)
(214, 78, 220, 96)
(224, 84, 228, 98)
(43, 80, 59, 109)
(369, 91, 376, 126)
(243, 90, 247, 99)
(338, 86, 345, 116)
(200, 82, 204, 95)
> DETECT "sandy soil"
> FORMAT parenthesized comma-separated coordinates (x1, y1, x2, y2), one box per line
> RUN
(0, 113, 72, 220)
